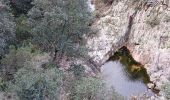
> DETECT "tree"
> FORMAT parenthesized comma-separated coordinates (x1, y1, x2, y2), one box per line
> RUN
(15, 14, 32, 42)
(8, 63, 64, 100)
(0, 1, 16, 59)
(0, 44, 38, 81)
(67, 75, 124, 100)
(9, 0, 33, 16)
(28, 0, 91, 61)
(66, 64, 124, 100)
(69, 64, 85, 80)
(70, 77, 102, 100)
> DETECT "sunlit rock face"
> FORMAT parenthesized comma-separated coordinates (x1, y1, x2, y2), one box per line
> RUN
(87, 0, 95, 12)
(87, 1, 130, 64)
(127, 5, 170, 94)
(87, 0, 170, 99)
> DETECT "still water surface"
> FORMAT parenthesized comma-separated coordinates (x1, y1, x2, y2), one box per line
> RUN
(101, 61, 153, 99)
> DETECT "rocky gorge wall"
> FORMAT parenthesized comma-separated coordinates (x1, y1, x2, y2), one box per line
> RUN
(87, 0, 170, 99)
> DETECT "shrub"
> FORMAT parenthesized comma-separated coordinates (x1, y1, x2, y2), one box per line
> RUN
(1, 44, 39, 81)
(8, 63, 64, 100)
(65, 62, 124, 100)
(146, 16, 160, 28)
(15, 15, 32, 42)
(163, 83, 170, 99)
(28, 0, 91, 60)
(69, 64, 85, 79)
(69, 76, 124, 100)
(70, 77, 102, 100)
(0, 77, 7, 91)
(10, 0, 33, 16)
(0, 1, 16, 58)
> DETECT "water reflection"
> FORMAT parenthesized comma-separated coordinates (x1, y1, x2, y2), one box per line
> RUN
(101, 61, 153, 98)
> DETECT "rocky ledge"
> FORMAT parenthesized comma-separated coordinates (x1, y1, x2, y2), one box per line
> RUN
(87, 0, 170, 99)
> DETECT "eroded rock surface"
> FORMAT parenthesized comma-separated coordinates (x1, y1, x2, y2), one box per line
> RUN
(87, 0, 170, 99)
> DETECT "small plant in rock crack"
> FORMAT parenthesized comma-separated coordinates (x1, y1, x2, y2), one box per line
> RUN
(146, 16, 160, 28)
(163, 83, 170, 99)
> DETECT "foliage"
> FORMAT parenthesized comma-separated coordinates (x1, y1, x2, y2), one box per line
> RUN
(28, 0, 91, 59)
(15, 15, 32, 42)
(0, 1, 16, 58)
(69, 76, 124, 100)
(163, 83, 170, 99)
(66, 63, 124, 100)
(0, 44, 39, 81)
(8, 62, 64, 100)
(0, 0, 126, 100)
(70, 76, 102, 100)
(0, 77, 7, 91)
(10, 0, 33, 16)
(146, 16, 160, 28)
(65, 64, 104, 100)
(69, 64, 85, 79)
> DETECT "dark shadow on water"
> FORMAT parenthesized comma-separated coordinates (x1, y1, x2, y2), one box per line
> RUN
(101, 46, 154, 99)
(108, 46, 150, 83)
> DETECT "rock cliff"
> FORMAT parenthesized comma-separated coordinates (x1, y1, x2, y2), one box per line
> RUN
(87, 0, 170, 99)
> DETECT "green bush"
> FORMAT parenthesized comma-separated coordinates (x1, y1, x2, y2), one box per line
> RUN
(70, 77, 102, 100)
(10, 0, 33, 16)
(28, 0, 91, 59)
(8, 63, 63, 100)
(69, 76, 124, 100)
(64, 63, 124, 100)
(1, 44, 39, 81)
(0, 1, 16, 58)
(15, 15, 32, 42)
(69, 64, 85, 79)
(0, 77, 7, 91)
(163, 83, 170, 99)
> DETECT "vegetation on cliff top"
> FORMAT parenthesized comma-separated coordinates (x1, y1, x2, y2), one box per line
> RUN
(0, 0, 124, 99)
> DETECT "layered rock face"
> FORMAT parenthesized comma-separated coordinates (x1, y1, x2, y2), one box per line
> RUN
(88, 1, 129, 64)
(87, 0, 170, 99)
(128, 1, 170, 90)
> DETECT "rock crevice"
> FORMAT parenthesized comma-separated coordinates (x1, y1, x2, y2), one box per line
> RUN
(87, 0, 170, 99)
